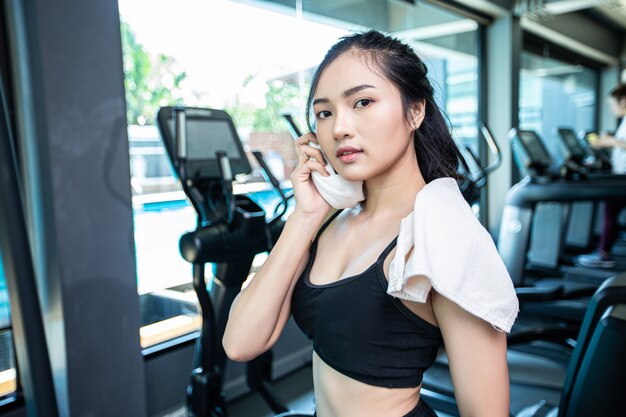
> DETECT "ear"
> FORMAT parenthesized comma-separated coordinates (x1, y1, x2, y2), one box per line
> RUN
(409, 100, 426, 131)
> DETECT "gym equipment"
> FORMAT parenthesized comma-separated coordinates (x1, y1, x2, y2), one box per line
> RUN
(422, 273, 626, 417)
(555, 127, 600, 174)
(581, 130, 613, 171)
(501, 129, 626, 286)
(556, 127, 626, 255)
(469, 123, 503, 189)
(157, 106, 310, 417)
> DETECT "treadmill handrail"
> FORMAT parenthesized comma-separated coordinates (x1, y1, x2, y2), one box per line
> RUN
(515, 285, 563, 302)
(504, 176, 626, 209)
(479, 122, 502, 176)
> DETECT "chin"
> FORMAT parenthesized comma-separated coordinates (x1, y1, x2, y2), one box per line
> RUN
(337, 169, 369, 183)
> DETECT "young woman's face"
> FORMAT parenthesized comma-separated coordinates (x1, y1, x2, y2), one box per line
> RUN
(312, 52, 422, 182)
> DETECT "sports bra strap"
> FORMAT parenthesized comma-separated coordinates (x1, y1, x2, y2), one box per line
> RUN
(311, 209, 344, 245)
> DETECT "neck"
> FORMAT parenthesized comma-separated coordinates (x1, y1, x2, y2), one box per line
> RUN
(360, 145, 426, 219)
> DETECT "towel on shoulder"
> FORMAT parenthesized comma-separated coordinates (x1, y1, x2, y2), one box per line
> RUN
(387, 177, 519, 333)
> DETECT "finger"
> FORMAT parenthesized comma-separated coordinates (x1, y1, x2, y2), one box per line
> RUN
(298, 145, 327, 165)
(298, 145, 324, 164)
(295, 137, 309, 147)
(294, 132, 317, 147)
(302, 160, 330, 176)
(293, 160, 329, 178)
(295, 136, 312, 160)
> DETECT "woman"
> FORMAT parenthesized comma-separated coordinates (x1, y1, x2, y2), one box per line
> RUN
(578, 83, 626, 269)
(224, 31, 516, 417)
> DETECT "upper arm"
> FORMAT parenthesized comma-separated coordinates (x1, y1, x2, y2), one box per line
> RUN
(431, 291, 510, 417)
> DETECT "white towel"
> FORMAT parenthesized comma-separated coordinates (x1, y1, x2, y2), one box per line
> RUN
(309, 143, 365, 209)
(311, 169, 364, 209)
(387, 177, 519, 333)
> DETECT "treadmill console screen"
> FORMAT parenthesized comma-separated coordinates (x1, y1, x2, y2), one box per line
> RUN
(558, 129, 586, 158)
(518, 131, 553, 166)
(167, 118, 242, 161)
(156, 107, 251, 179)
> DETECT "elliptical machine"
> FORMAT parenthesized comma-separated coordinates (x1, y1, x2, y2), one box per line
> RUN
(156, 106, 310, 417)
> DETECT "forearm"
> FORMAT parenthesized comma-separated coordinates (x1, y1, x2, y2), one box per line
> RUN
(613, 139, 626, 149)
(222, 210, 324, 358)
(593, 134, 625, 149)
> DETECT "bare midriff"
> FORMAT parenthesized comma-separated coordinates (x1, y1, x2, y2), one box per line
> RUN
(311, 351, 421, 417)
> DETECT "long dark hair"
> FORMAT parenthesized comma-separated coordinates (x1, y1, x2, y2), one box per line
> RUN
(306, 30, 473, 190)
(609, 83, 626, 101)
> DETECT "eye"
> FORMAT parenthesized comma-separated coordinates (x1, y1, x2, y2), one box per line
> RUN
(316, 110, 332, 120)
(355, 98, 372, 108)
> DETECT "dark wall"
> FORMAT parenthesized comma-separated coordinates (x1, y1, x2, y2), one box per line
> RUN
(33, 0, 146, 413)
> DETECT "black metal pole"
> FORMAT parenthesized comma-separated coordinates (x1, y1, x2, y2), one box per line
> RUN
(0, 63, 59, 416)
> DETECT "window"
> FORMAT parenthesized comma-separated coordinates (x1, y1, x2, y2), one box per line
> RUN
(120, 0, 346, 348)
(254, 0, 481, 173)
(519, 51, 598, 164)
(119, 0, 482, 347)
(0, 257, 16, 398)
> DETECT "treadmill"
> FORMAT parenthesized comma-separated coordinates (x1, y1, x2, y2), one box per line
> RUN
(556, 127, 603, 175)
(501, 129, 626, 285)
(582, 130, 613, 171)
(556, 127, 602, 252)
(421, 273, 626, 417)
(557, 127, 626, 260)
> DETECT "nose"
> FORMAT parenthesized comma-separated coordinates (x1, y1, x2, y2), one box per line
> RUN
(332, 110, 354, 141)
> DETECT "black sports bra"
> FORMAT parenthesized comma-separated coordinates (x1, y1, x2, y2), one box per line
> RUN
(291, 211, 443, 388)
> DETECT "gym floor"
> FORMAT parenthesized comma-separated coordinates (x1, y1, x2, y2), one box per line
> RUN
(229, 366, 316, 417)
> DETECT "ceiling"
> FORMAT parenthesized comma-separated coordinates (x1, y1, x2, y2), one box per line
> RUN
(493, 0, 625, 30)
(543, 0, 626, 29)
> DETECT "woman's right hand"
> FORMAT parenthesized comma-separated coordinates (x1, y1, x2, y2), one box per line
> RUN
(291, 132, 332, 217)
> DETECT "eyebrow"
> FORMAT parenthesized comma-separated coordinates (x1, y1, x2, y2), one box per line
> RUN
(312, 84, 376, 106)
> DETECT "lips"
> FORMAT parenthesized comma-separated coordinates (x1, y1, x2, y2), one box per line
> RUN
(335, 146, 362, 157)
(335, 146, 363, 163)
